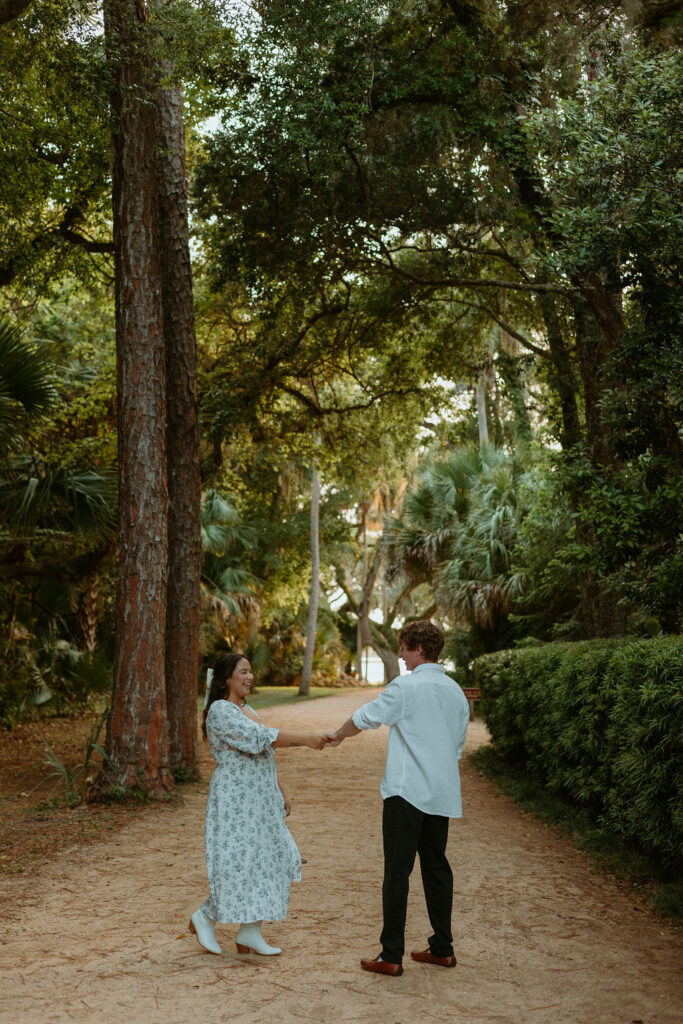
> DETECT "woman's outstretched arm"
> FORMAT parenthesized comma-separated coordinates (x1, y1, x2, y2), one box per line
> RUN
(272, 730, 326, 749)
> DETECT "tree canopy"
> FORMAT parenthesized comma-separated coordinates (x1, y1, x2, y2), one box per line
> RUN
(1, 1, 680, 775)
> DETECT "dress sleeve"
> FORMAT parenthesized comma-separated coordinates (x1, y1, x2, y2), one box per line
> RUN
(351, 679, 409, 730)
(208, 701, 279, 754)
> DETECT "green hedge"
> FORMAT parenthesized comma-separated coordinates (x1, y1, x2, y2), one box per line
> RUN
(475, 637, 683, 871)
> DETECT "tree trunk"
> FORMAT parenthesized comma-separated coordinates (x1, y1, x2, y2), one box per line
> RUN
(537, 293, 582, 451)
(573, 296, 618, 467)
(355, 547, 400, 684)
(572, 297, 627, 638)
(579, 271, 625, 351)
(356, 504, 367, 680)
(77, 576, 100, 654)
(497, 351, 532, 446)
(157, 72, 202, 781)
(379, 643, 400, 684)
(299, 465, 320, 696)
(102, 0, 172, 797)
(358, 614, 400, 684)
(475, 379, 489, 445)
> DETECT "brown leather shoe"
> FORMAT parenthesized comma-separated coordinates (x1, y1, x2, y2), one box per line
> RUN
(360, 954, 403, 976)
(411, 948, 457, 968)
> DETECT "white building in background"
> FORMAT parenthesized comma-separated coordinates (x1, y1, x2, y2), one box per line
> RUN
(362, 648, 407, 685)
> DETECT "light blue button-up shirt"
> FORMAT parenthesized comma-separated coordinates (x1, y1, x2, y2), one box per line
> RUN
(352, 662, 470, 818)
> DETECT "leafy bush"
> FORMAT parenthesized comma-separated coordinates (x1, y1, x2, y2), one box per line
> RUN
(475, 637, 683, 871)
(0, 635, 113, 729)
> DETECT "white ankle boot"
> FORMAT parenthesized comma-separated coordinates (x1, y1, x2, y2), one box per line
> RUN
(235, 921, 281, 955)
(189, 908, 222, 954)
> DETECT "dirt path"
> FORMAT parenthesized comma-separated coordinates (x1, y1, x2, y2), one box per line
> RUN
(1, 690, 681, 1024)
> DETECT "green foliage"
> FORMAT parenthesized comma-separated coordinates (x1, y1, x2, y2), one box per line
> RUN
(0, 313, 116, 727)
(0, 635, 113, 729)
(475, 637, 683, 871)
(551, 449, 683, 632)
(385, 442, 527, 660)
(194, 1, 682, 645)
(510, 459, 580, 640)
(0, 317, 57, 444)
(0, 1, 112, 295)
(37, 707, 113, 805)
(2, 0, 681, 728)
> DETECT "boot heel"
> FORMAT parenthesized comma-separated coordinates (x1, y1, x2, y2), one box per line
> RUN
(236, 942, 250, 954)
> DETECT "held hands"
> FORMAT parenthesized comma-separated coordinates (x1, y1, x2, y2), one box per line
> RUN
(303, 733, 344, 749)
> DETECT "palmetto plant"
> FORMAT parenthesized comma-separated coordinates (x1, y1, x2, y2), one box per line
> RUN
(0, 317, 56, 447)
(436, 455, 524, 630)
(385, 443, 524, 633)
(0, 317, 115, 543)
(0, 318, 116, 723)
(200, 489, 261, 646)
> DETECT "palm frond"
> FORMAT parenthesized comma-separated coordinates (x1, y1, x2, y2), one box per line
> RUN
(0, 318, 57, 445)
(0, 462, 116, 543)
(201, 488, 254, 554)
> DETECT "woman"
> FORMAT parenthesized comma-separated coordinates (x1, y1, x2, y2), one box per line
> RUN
(189, 652, 325, 957)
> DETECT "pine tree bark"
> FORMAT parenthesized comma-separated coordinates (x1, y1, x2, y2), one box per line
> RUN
(299, 465, 320, 696)
(102, 0, 172, 796)
(157, 72, 202, 781)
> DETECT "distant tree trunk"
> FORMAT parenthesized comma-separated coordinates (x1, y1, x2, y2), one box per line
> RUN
(102, 0, 172, 797)
(537, 292, 582, 451)
(299, 465, 320, 696)
(476, 360, 494, 446)
(77, 575, 101, 653)
(572, 297, 627, 638)
(356, 504, 367, 680)
(0, 0, 33, 26)
(497, 323, 531, 447)
(356, 547, 400, 684)
(475, 382, 489, 445)
(157, 71, 201, 781)
(358, 614, 400, 684)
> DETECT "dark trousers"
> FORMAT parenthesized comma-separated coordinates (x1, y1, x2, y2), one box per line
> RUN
(380, 795, 454, 964)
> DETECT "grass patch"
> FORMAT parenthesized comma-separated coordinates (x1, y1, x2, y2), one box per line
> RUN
(470, 744, 683, 924)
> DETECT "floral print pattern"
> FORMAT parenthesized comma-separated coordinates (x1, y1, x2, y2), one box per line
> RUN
(199, 699, 301, 924)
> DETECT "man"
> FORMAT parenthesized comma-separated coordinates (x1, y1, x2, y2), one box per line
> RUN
(324, 620, 469, 977)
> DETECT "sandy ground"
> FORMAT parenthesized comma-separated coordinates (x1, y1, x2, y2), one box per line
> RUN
(1, 690, 681, 1024)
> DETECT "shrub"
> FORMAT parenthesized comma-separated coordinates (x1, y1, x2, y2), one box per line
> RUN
(475, 637, 683, 871)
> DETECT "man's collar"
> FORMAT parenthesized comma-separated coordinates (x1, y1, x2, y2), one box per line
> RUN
(410, 661, 443, 674)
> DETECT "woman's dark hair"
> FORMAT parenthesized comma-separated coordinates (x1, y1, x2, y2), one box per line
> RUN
(201, 652, 248, 740)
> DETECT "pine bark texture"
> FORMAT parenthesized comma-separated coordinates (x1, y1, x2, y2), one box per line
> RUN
(104, 0, 173, 796)
(299, 466, 320, 696)
(157, 74, 202, 780)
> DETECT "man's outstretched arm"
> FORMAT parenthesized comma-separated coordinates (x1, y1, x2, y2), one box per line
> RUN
(323, 716, 361, 746)
(324, 681, 405, 746)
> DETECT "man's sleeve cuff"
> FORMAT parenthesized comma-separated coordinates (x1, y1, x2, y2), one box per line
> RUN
(351, 707, 379, 730)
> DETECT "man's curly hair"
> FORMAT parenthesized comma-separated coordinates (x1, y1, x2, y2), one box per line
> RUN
(397, 620, 444, 662)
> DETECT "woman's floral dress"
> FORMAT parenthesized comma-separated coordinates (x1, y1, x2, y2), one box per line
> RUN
(200, 699, 302, 923)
